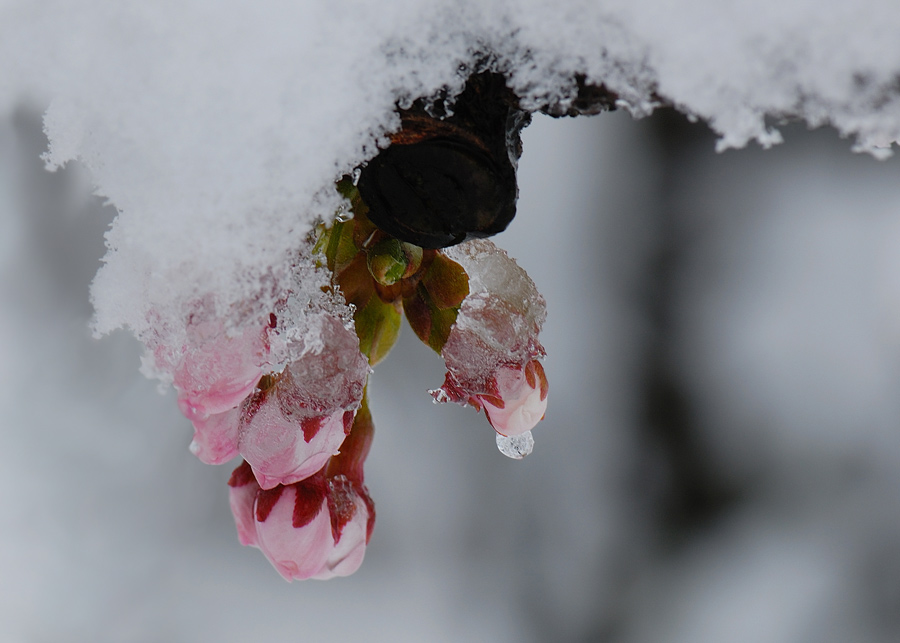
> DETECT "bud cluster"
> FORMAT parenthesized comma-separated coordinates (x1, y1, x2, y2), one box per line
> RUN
(155, 179, 549, 581)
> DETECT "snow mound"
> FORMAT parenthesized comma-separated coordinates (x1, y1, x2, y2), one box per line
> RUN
(1, 0, 898, 345)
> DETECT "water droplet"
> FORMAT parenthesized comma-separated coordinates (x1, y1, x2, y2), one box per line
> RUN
(496, 431, 533, 460)
(335, 207, 352, 223)
(351, 168, 362, 185)
(429, 388, 450, 404)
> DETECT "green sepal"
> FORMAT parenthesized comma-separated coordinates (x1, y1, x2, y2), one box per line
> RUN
(314, 218, 359, 275)
(354, 294, 402, 366)
(403, 253, 469, 353)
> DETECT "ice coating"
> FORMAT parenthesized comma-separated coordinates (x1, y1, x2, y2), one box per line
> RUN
(172, 319, 270, 422)
(434, 239, 549, 439)
(496, 431, 535, 460)
(278, 315, 369, 415)
(268, 259, 358, 368)
(440, 239, 546, 388)
(442, 239, 546, 372)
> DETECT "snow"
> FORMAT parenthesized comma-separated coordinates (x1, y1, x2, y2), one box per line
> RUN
(2, 1, 900, 352)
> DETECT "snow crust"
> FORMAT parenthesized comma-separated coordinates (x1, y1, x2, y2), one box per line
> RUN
(2, 1, 900, 345)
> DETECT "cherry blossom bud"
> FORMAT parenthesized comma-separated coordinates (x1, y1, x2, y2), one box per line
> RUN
(479, 360, 549, 436)
(173, 319, 270, 421)
(188, 405, 241, 465)
(227, 461, 375, 581)
(240, 393, 354, 489)
(238, 314, 368, 487)
(430, 239, 550, 441)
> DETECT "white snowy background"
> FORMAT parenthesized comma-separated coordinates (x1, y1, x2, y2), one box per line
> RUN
(2, 2, 900, 641)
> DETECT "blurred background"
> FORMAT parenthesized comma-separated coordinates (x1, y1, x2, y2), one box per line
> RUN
(2, 102, 900, 642)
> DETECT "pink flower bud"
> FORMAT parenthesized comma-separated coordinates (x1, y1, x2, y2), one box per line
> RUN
(227, 462, 374, 581)
(435, 358, 549, 437)
(479, 360, 549, 437)
(239, 390, 354, 489)
(188, 406, 241, 465)
(431, 239, 550, 438)
(173, 319, 271, 421)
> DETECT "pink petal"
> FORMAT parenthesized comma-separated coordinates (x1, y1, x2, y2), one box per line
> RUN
(174, 322, 268, 420)
(227, 463, 260, 547)
(189, 406, 241, 464)
(314, 478, 370, 580)
(254, 485, 333, 582)
(240, 401, 349, 489)
(481, 364, 548, 437)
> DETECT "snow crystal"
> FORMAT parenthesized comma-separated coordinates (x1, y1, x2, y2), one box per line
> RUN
(1, 1, 899, 346)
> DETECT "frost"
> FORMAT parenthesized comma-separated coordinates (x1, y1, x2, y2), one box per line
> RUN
(0, 1, 898, 345)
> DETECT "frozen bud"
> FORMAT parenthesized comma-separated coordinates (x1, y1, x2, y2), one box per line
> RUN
(174, 319, 270, 422)
(238, 313, 368, 487)
(433, 239, 550, 439)
(227, 461, 375, 581)
(480, 360, 549, 436)
(240, 383, 355, 489)
(189, 405, 241, 465)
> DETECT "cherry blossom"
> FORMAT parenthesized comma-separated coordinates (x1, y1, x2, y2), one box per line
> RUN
(431, 239, 550, 442)
(170, 317, 272, 422)
(227, 400, 376, 581)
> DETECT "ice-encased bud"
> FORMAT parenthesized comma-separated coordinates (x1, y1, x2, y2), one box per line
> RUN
(432, 239, 549, 441)
(239, 314, 368, 488)
(240, 398, 354, 490)
(172, 318, 270, 421)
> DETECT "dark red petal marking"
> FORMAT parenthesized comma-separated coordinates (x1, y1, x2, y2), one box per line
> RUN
(524, 361, 537, 389)
(255, 486, 285, 522)
(326, 476, 357, 544)
(240, 389, 267, 427)
(534, 361, 549, 401)
(342, 410, 355, 435)
(227, 460, 256, 488)
(292, 473, 327, 529)
(480, 393, 505, 409)
(301, 415, 324, 443)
